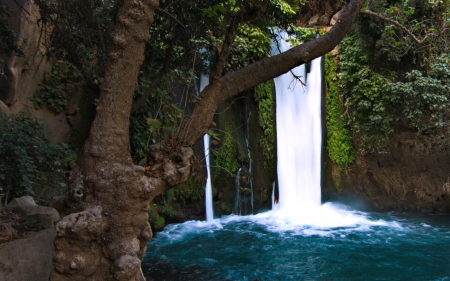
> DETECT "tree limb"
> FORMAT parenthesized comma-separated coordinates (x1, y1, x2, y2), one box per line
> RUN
(175, 0, 366, 146)
(361, 9, 431, 44)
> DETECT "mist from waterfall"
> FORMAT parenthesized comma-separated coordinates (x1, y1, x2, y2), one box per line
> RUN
(272, 31, 322, 212)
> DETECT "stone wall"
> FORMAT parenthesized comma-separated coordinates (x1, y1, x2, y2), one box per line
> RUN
(0, 0, 94, 144)
(324, 130, 450, 212)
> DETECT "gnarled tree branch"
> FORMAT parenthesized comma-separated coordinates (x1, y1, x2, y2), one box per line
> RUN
(174, 0, 366, 146)
(361, 9, 432, 44)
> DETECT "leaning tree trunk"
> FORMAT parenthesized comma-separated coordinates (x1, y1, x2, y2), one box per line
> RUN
(49, 1, 184, 280)
(175, 0, 365, 146)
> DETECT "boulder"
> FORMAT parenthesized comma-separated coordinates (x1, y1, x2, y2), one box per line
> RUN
(5, 196, 37, 207)
(0, 227, 56, 281)
(3, 196, 60, 226)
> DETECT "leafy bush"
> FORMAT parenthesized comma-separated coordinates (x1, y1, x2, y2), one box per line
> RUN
(254, 80, 276, 172)
(31, 60, 82, 113)
(173, 177, 204, 205)
(213, 123, 240, 178)
(340, 33, 450, 153)
(324, 53, 355, 169)
(0, 113, 75, 206)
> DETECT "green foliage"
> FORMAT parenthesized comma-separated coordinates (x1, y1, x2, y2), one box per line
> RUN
(0, 2, 22, 78)
(172, 177, 204, 205)
(213, 124, 240, 178)
(340, 29, 450, 153)
(0, 2, 20, 56)
(340, 35, 395, 152)
(324, 54, 355, 169)
(387, 53, 450, 131)
(31, 61, 82, 113)
(0, 113, 75, 206)
(148, 204, 166, 230)
(254, 80, 276, 172)
(34, 0, 114, 75)
(129, 74, 185, 163)
(228, 24, 272, 69)
(285, 26, 320, 46)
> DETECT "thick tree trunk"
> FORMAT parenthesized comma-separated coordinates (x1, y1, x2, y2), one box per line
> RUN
(50, 1, 168, 280)
(51, 0, 364, 280)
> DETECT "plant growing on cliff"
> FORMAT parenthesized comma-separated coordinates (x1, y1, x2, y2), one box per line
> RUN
(0, 2, 22, 77)
(31, 60, 82, 113)
(213, 123, 240, 178)
(0, 113, 75, 206)
(173, 176, 204, 205)
(325, 53, 355, 169)
(340, 29, 450, 153)
(254, 80, 277, 172)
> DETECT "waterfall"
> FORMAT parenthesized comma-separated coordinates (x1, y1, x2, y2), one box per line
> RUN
(272, 31, 323, 212)
(200, 74, 214, 222)
(245, 112, 254, 214)
(234, 168, 243, 215)
(233, 111, 254, 216)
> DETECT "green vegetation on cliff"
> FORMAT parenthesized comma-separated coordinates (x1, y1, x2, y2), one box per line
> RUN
(254, 81, 276, 173)
(213, 123, 240, 178)
(0, 114, 75, 205)
(324, 53, 355, 169)
(340, 1, 450, 153)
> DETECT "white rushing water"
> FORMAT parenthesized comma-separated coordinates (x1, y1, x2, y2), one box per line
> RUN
(199, 31, 394, 231)
(272, 30, 322, 212)
(200, 74, 214, 222)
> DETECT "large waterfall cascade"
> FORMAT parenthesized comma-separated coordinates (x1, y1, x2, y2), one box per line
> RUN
(272, 31, 323, 212)
(200, 74, 214, 222)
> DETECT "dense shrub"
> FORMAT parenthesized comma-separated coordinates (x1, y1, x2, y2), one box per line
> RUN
(0, 113, 75, 206)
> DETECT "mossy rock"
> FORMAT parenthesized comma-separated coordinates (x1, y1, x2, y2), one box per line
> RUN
(148, 205, 170, 231)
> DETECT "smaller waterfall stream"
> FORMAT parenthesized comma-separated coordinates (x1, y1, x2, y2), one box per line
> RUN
(233, 111, 254, 215)
(200, 74, 214, 222)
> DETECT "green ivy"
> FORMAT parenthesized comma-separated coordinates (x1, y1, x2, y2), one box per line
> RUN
(340, 35, 400, 152)
(0, 113, 75, 205)
(324, 53, 355, 169)
(340, 33, 450, 153)
(254, 80, 276, 172)
(31, 60, 82, 113)
(129, 73, 185, 163)
(213, 123, 239, 178)
(172, 176, 204, 205)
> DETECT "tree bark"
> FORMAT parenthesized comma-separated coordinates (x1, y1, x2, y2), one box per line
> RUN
(51, 0, 364, 280)
(50, 1, 172, 280)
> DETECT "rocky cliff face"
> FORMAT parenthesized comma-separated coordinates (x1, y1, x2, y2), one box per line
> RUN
(324, 129, 450, 212)
(0, 0, 95, 144)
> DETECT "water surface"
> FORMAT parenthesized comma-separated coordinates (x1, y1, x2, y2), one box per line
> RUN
(143, 203, 450, 281)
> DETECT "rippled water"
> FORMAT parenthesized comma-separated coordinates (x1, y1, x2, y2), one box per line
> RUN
(143, 203, 450, 281)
